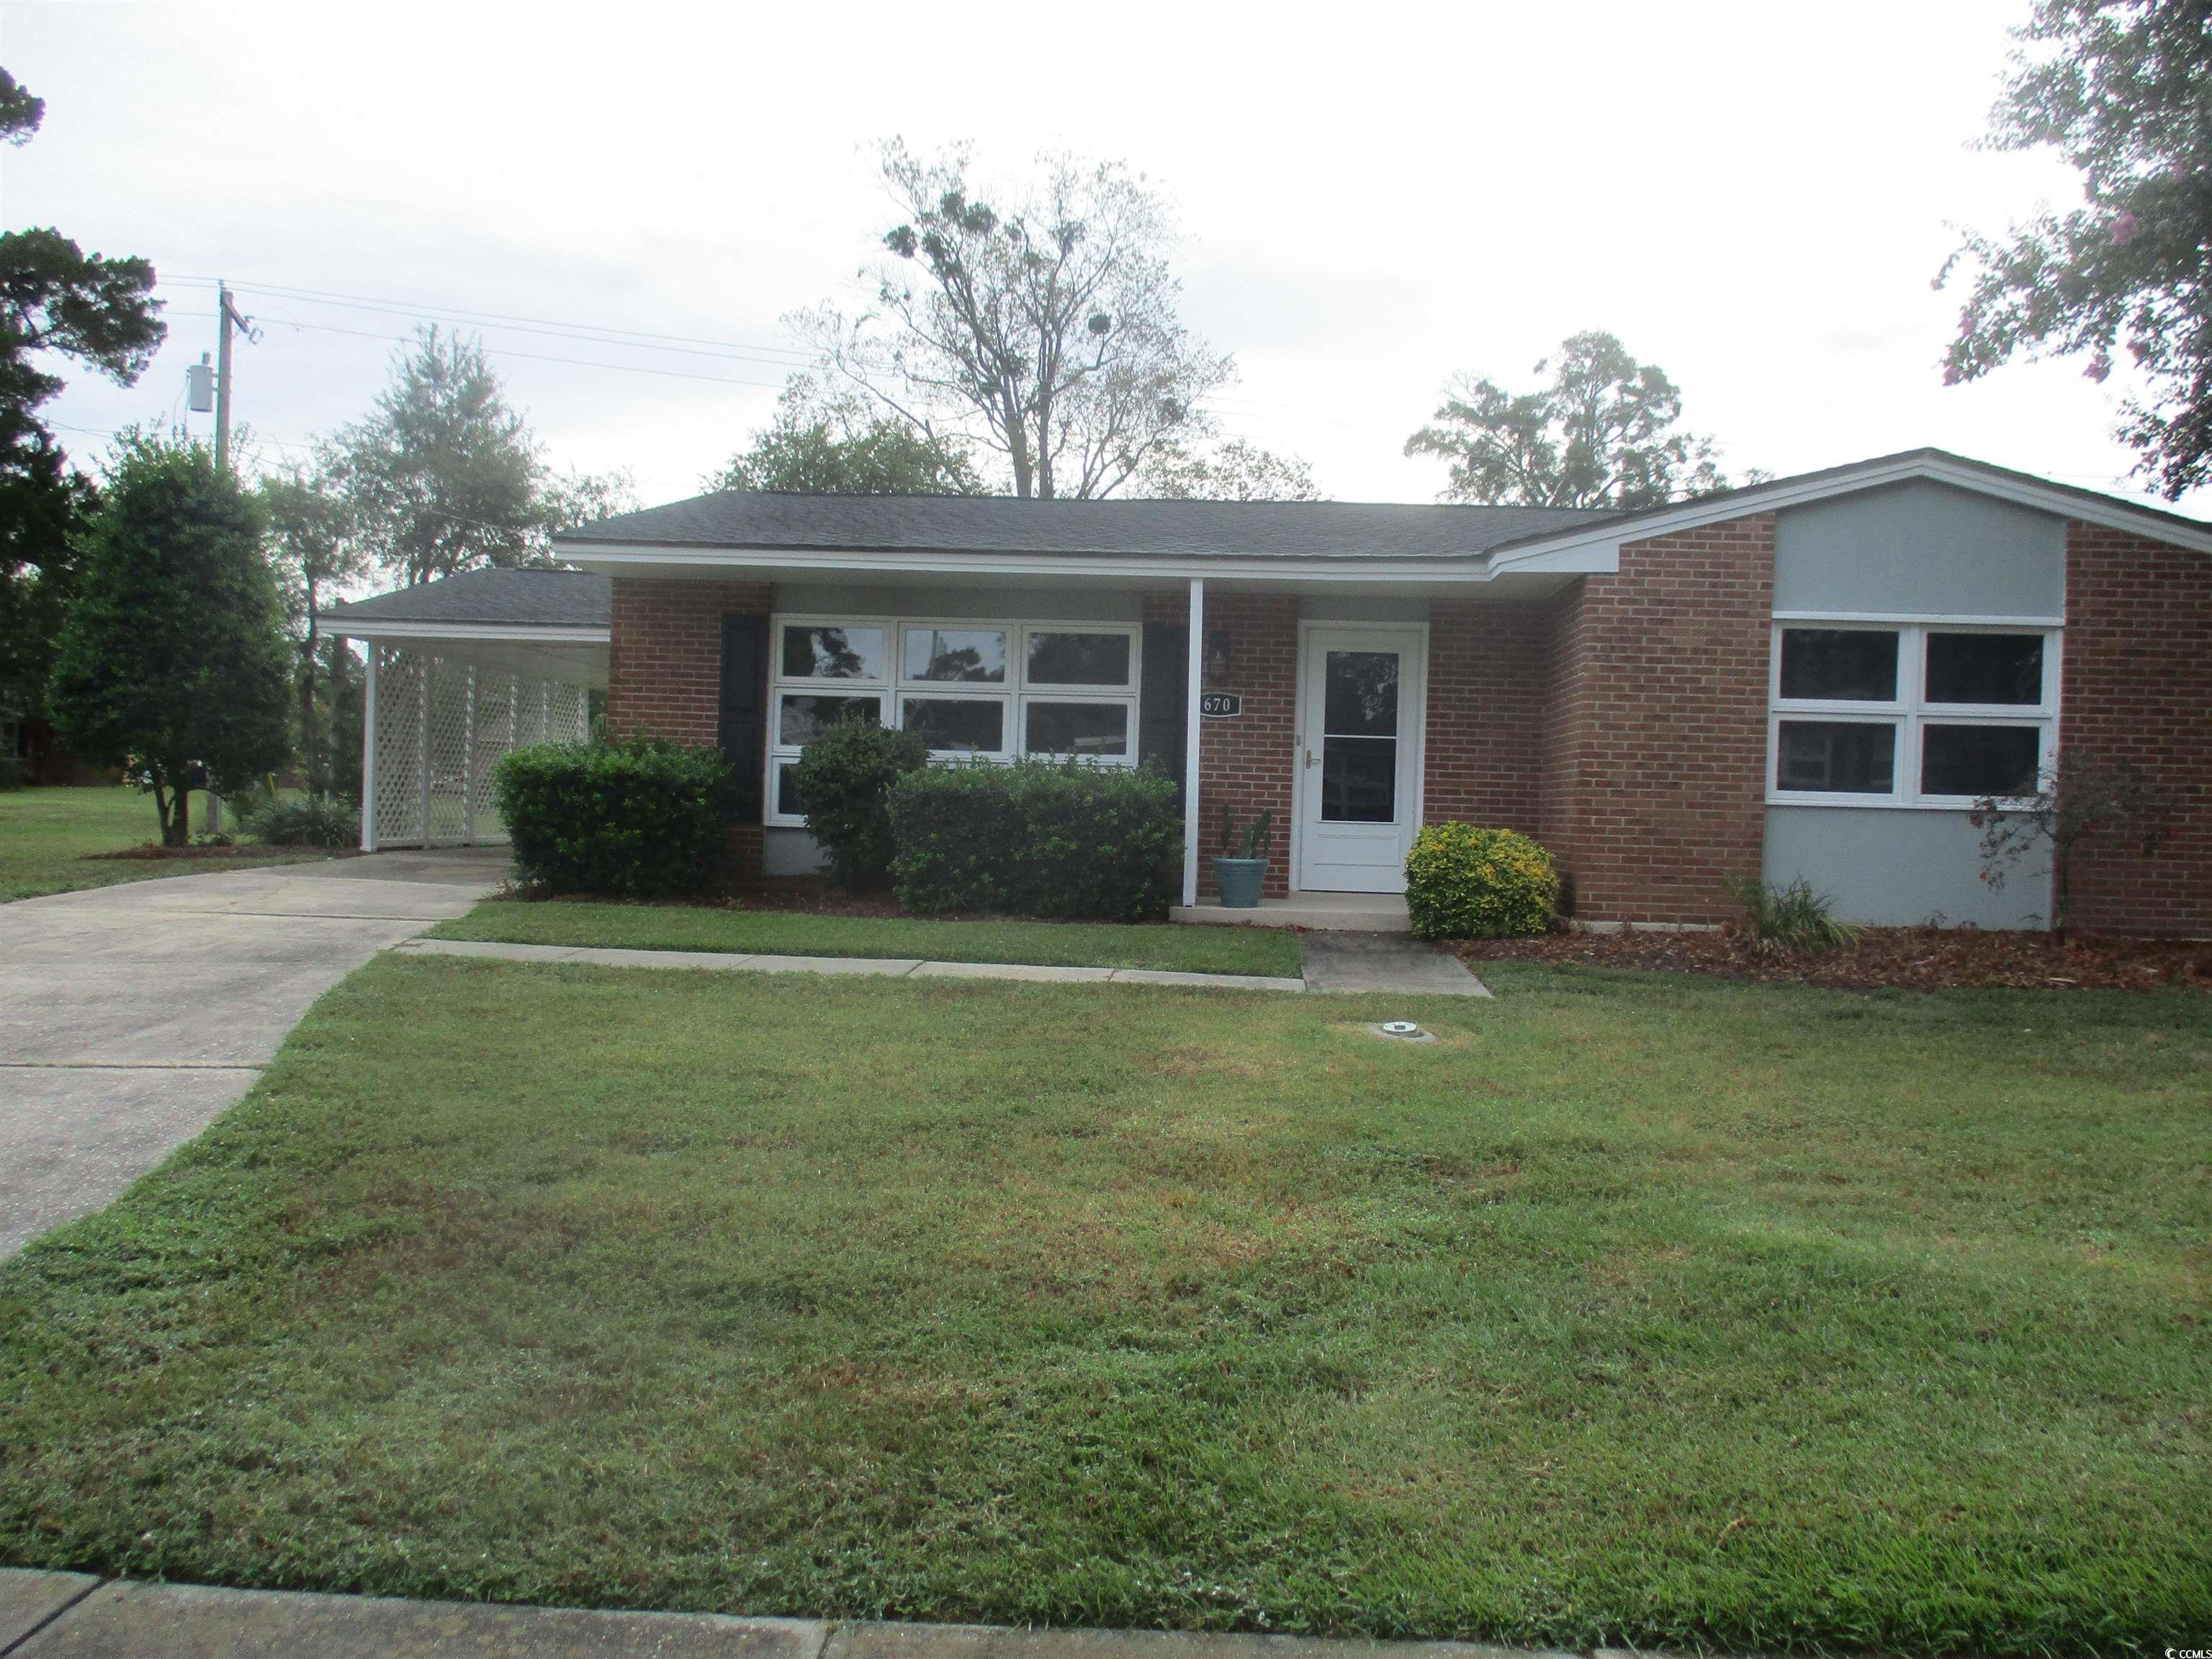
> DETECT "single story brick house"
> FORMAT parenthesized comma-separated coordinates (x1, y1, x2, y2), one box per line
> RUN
(322, 447, 2212, 935)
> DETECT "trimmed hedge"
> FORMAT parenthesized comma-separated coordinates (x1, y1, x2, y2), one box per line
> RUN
(790, 715, 930, 889)
(888, 760, 1182, 921)
(493, 739, 733, 898)
(1404, 822, 1560, 940)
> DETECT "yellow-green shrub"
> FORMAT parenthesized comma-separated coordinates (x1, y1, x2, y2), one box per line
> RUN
(1403, 822, 1560, 939)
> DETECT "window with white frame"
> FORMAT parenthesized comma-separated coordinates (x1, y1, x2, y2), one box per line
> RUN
(766, 615, 1141, 826)
(1768, 620, 2057, 806)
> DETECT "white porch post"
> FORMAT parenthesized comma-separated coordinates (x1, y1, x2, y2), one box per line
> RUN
(1182, 577, 1205, 909)
(360, 645, 379, 853)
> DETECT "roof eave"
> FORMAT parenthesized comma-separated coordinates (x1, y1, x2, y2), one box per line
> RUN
(552, 541, 1615, 583)
(315, 616, 612, 644)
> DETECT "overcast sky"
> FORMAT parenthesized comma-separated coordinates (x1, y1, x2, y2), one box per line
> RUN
(6, 0, 2197, 523)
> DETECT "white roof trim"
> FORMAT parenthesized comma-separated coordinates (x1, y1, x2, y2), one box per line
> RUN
(557, 543, 1609, 583)
(1487, 451, 2212, 567)
(315, 618, 611, 644)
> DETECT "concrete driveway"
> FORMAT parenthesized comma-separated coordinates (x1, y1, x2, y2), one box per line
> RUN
(0, 848, 504, 1258)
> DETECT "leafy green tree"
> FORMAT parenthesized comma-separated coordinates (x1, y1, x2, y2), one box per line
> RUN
(706, 377, 984, 495)
(1404, 331, 1740, 509)
(324, 326, 635, 578)
(545, 465, 641, 529)
(1138, 438, 1322, 501)
(1940, 1, 2212, 498)
(0, 67, 165, 732)
(797, 140, 1232, 499)
(324, 326, 551, 585)
(260, 467, 366, 796)
(48, 432, 291, 845)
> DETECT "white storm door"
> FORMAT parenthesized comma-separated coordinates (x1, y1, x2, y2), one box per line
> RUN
(1295, 626, 1424, 893)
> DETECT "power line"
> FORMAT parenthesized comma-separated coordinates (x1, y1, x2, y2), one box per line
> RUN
(154, 273, 1395, 430)
(158, 274, 817, 367)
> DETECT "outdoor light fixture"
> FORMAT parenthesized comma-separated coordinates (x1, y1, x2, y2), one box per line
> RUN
(1205, 626, 1232, 683)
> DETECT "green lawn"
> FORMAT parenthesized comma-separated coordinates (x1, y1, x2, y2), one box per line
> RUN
(3, 956, 2206, 1655)
(429, 896, 1306, 978)
(0, 786, 333, 902)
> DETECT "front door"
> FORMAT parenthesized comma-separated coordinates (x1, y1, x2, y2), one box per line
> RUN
(1295, 626, 1424, 892)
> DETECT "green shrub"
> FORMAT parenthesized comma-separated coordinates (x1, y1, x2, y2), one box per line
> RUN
(889, 760, 1182, 921)
(1727, 876, 1859, 954)
(0, 755, 24, 792)
(244, 791, 357, 847)
(790, 715, 930, 889)
(493, 739, 733, 898)
(1403, 822, 1560, 940)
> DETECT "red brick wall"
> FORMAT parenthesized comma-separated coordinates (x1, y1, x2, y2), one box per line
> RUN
(2061, 522, 2212, 935)
(606, 575, 773, 882)
(1195, 593, 1300, 899)
(1424, 600, 1551, 834)
(1536, 516, 1776, 924)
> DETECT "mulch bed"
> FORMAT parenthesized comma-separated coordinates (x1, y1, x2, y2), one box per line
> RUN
(1462, 925, 2212, 992)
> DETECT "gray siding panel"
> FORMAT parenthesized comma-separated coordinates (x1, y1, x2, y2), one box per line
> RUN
(1763, 806, 2051, 929)
(1773, 481, 2064, 616)
(763, 826, 827, 876)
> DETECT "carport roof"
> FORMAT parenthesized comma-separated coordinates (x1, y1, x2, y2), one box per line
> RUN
(320, 567, 611, 632)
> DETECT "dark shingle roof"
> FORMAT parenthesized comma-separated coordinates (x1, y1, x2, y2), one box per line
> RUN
(556, 493, 1604, 560)
(321, 567, 610, 630)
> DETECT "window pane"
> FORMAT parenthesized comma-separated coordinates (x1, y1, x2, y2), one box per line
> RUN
(1779, 629, 1899, 701)
(778, 694, 880, 746)
(902, 697, 1004, 753)
(1777, 721, 1896, 793)
(1922, 724, 2041, 797)
(781, 625, 883, 680)
(1322, 735, 1396, 822)
(1323, 650, 1400, 737)
(904, 628, 1006, 683)
(1926, 633, 2044, 705)
(1025, 701, 1128, 757)
(775, 762, 804, 817)
(1027, 631, 1131, 686)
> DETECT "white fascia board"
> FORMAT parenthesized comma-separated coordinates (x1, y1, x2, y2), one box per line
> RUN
(1487, 453, 2212, 569)
(315, 618, 611, 644)
(555, 543, 1535, 585)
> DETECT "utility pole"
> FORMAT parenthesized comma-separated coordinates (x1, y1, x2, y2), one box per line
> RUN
(214, 282, 256, 475)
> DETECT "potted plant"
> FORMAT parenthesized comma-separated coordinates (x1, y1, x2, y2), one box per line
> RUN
(1213, 802, 1273, 908)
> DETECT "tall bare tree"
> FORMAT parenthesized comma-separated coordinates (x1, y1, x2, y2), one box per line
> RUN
(796, 141, 1232, 499)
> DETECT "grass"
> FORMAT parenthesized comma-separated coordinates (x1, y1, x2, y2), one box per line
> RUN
(2, 956, 2207, 1655)
(428, 896, 1307, 977)
(0, 785, 333, 902)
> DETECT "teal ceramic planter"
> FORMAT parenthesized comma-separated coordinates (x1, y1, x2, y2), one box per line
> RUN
(1213, 856, 1267, 909)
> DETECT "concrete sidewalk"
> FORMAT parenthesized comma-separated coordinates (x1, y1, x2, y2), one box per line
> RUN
(0, 850, 503, 1259)
(393, 937, 1310, 993)
(0, 1573, 1596, 1658)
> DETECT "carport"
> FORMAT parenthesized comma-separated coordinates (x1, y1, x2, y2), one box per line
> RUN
(319, 567, 611, 851)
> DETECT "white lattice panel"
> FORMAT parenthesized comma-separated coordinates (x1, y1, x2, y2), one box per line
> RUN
(366, 645, 594, 850)
(370, 646, 426, 845)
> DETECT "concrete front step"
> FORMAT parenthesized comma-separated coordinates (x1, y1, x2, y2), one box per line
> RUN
(1172, 893, 1411, 932)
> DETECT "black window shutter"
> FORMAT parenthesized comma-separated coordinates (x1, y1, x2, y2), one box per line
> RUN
(719, 614, 769, 822)
(1138, 622, 1188, 809)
